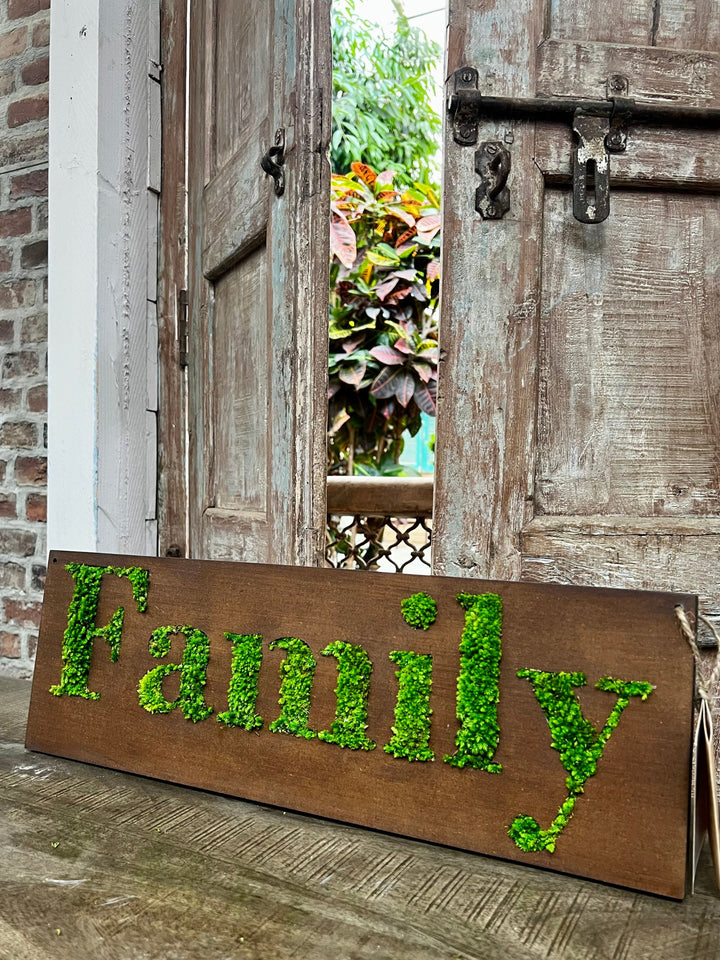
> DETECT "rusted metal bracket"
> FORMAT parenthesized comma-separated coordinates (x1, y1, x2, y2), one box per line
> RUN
(572, 112, 610, 224)
(447, 69, 720, 137)
(475, 141, 511, 219)
(448, 67, 719, 223)
(260, 128, 286, 197)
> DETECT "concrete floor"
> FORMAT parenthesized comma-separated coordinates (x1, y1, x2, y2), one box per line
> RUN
(2, 677, 720, 960)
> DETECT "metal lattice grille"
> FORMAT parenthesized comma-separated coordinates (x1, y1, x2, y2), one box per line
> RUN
(326, 515, 432, 573)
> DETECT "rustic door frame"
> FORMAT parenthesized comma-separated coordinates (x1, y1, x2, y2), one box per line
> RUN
(157, 0, 189, 559)
(158, 0, 331, 565)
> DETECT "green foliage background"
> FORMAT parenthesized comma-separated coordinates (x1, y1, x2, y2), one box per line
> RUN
(331, 0, 441, 184)
(328, 1, 443, 477)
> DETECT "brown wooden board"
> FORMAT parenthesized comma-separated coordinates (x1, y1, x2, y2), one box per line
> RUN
(26, 552, 695, 898)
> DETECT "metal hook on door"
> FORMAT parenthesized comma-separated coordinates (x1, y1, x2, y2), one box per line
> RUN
(261, 128, 285, 197)
(475, 141, 511, 219)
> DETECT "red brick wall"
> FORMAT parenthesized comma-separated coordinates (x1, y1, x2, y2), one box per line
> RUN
(0, 0, 48, 677)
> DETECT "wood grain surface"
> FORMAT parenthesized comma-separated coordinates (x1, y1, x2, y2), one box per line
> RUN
(156, 0, 188, 560)
(7, 677, 720, 959)
(433, 0, 720, 757)
(26, 553, 696, 899)
(187, 0, 330, 567)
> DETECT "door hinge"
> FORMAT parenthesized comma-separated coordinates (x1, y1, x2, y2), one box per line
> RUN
(178, 288, 189, 368)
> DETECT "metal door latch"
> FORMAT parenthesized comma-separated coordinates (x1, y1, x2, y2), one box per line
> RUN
(261, 128, 285, 197)
(447, 67, 719, 224)
(572, 112, 610, 224)
(475, 141, 511, 219)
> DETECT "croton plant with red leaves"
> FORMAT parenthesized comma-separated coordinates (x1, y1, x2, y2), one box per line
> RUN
(328, 162, 440, 476)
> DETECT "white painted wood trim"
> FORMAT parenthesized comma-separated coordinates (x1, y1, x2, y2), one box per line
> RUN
(48, 0, 100, 552)
(48, 0, 159, 556)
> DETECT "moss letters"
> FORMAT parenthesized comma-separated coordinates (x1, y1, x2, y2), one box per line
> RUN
(47, 562, 661, 861)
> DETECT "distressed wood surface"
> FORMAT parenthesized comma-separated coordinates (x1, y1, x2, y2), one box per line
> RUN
(188, 1, 330, 566)
(534, 124, 720, 191)
(434, 2, 720, 616)
(546, 0, 720, 49)
(326, 476, 434, 517)
(27, 553, 695, 897)
(157, 0, 188, 559)
(537, 189, 720, 518)
(5, 675, 720, 958)
(435, 0, 545, 580)
(521, 518, 720, 611)
(538, 40, 720, 106)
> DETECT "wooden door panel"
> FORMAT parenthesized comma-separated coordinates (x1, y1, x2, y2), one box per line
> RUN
(202, 169, 267, 281)
(535, 125, 720, 190)
(436, 0, 720, 631)
(213, 1, 270, 173)
(189, 0, 330, 566)
(521, 517, 720, 614)
(213, 247, 269, 514)
(548, 0, 720, 49)
(537, 189, 720, 518)
(538, 41, 720, 105)
(202, 0, 270, 279)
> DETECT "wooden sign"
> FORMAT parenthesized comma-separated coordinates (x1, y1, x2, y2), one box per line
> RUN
(27, 552, 696, 898)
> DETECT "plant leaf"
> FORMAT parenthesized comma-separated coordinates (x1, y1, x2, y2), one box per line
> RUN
(386, 206, 416, 228)
(427, 258, 441, 283)
(375, 277, 400, 300)
(370, 366, 403, 400)
(413, 381, 437, 416)
(394, 370, 416, 407)
(367, 249, 399, 266)
(330, 213, 357, 269)
(342, 336, 364, 354)
(416, 344, 439, 361)
(338, 361, 367, 386)
(412, 361, 432, 382)
(393, 338, 413, 355)
(369, 345, 404, 365)
(395, 226, 417, 248)
(383, 285, 412, 304)
(393, 268, 418, 282)
(351, 161, 377, 187)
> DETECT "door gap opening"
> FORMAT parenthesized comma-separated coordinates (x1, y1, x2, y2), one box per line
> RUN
(325, 0, 445, 573)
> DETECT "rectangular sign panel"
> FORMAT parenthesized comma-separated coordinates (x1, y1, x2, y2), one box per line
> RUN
(27, 553, 695, 897)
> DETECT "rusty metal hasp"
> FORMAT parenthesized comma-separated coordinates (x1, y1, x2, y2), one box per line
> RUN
(447, 68, 719, 225)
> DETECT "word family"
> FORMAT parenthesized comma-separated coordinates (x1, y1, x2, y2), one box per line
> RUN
(49, 563, 654, 855)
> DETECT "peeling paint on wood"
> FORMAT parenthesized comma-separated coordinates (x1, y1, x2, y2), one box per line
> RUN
(157, 0, 189, 559)
(187, 1, 330, 565)
(433, 0, 720, 733)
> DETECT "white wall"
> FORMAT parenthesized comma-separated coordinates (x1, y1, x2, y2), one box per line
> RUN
(48, 0, 159, 557)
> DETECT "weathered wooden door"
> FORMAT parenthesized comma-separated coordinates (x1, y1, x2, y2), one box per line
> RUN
(434, 2, 720, 619)
(187, 1, 330, 564)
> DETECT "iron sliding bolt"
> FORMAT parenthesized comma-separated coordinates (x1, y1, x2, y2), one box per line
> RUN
(448, 66, 720, 224)
(447, 67, 720, 139)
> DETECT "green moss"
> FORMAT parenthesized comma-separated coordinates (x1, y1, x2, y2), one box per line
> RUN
(318, 641, 376, 751)
(444, 592, 503, 772)
(509, 670, 653, 853)
(137, 625, 213, 722)
(401, 592, 438, 630)
(50, 563, 150, 699)
(269, 638, 318, 740)
(217, 633, 264, 730)
(384, 651, 434, 761)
